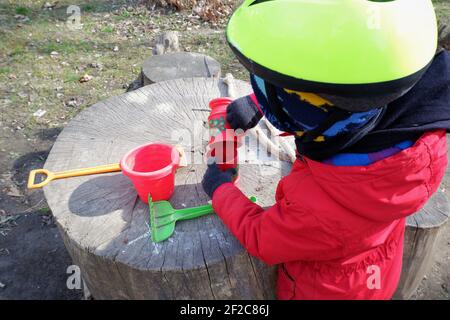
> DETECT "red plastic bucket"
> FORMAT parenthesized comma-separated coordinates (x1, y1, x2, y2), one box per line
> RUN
(120, 143, 180, 203)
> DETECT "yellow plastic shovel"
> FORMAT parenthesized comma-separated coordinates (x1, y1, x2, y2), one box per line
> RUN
(27, 163, 121, 189)
(27, 145, 188, 189)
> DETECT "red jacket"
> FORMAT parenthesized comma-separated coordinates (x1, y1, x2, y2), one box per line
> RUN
(212, 130, 447, 300)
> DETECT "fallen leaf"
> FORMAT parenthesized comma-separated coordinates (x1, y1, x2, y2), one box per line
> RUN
(33, 109, 47, 118)
(14, 15, 29, 22)
(42, 1, 59, 10)
(88, 62, 103, 70)
(65, 98, 79, 108)
(79, 74, 93, 83)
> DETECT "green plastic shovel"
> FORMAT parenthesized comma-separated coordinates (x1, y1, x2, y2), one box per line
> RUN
(149, 195, 257, 243)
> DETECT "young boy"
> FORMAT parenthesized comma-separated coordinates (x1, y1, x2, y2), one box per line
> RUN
(202, 0, 450, 299)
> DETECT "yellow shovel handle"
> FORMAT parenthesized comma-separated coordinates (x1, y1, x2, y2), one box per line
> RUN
(27, 163, 121, 189)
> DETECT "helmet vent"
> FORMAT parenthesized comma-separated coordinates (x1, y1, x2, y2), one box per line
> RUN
(250, 0, 275, 6)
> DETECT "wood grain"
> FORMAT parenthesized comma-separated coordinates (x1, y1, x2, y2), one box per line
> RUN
(43, 77, 448, 300)
(142, 53, 221, 86)
(394, 188, 449, 299)
(43, 78, 279, 299)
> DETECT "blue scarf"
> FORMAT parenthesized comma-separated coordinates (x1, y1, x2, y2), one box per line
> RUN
(249, 51, 450, 162)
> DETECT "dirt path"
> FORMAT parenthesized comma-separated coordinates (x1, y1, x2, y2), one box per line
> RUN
(0, 214, 84, 299)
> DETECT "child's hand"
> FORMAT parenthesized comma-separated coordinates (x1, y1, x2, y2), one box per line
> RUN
(226, 96, 262, 131)
(202, 158, 237, 198)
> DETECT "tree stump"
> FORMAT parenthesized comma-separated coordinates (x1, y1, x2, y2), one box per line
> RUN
(42, 77, 448, 299)
(141, 52, 221, 86)
(393, 186, 449, 299)
(152, 31, 180, 56)
(43, 78, 281, 299)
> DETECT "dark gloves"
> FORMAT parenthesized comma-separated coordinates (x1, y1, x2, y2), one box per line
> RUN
(202, 159, 237, 198)
(226, 95, 263, 131)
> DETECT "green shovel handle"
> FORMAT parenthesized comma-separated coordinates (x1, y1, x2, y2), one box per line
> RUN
(175, 204, 214, 221)
(150, 195, 258, 229)
(174, 196, 257, 221)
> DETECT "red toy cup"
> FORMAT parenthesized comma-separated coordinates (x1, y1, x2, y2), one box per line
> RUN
(208, 97, 233, 141)
(209, 98, 233, 122)
(207, 98, 243, 182)
(120, 143, 180, 203)
(207, 129, 239, 169)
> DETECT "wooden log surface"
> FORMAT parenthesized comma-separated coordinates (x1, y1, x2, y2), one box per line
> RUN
(142, 52, 221, 86)
(43, 77, 281, 299)
(42, 77, 448, 300)
(394, 188, 449, 299)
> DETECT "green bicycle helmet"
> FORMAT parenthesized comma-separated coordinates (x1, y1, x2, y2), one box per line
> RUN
(227, 0, 438, 111)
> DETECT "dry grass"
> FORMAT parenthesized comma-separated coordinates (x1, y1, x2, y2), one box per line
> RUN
(143, 0, 239, 22)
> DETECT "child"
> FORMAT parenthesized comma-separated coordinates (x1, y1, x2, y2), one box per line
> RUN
(202, 0, 450, 299)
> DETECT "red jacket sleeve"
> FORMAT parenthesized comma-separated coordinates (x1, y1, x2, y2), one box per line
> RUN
(212, 182, 343, 265)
